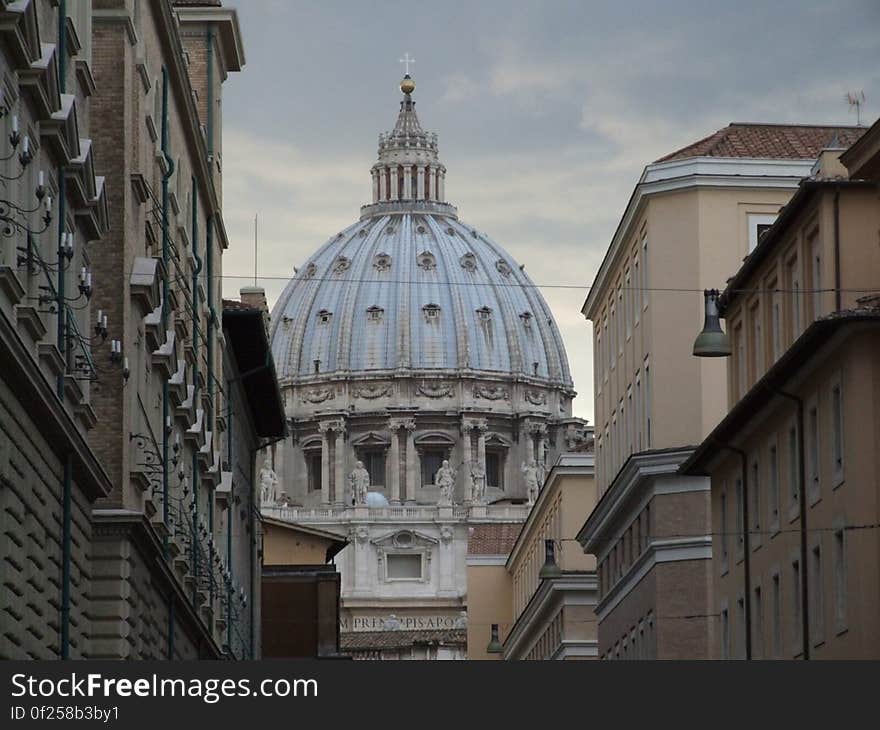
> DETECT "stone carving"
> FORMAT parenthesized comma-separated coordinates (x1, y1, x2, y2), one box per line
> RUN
(522, 460, 540, 506)
(474, 384, 509, 401)
(332, 256, 351, 274)
(260, 458, 280, 506)
(301, 387, 334, 404)
(353, 383, 391, 400)
(460, 252, 477, 273)
(495, 259, 512, 277)
(417, 250, 436, 271)
(440, 525, 454, 544)
(434, 460, 456, 505)
(417, 381, 453, 398)
(520, 311, 533, 329)
(454, 611, 468, 629)
(373, 253, 392, 271)
(351, 525, 370, 544)
(470, 460, 487, 504)
(349, 460, 370, 505)
(525, 390, 547, 406)
(303, 262, 318, 279)
(383, 614, 401, 631)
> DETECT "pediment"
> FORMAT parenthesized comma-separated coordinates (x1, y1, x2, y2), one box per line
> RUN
(371, 528, 438, 549)
(351, 430, 390, 447)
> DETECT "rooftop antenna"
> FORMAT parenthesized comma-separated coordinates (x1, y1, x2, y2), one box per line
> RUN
(253, 213, 258, 286)
(846, 90, 865, 126)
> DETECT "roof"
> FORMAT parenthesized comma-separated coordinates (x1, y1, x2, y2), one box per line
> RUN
(467, 523, 522, 556)
(656, 123, 866, 163)
(340, 629, 466, 651)
(222, 302, 286, 438)
(681, 308, 880, 476)
(261, 517, 349, 561)
(840, 116, 880, 179)
(173, 1, 222, 6)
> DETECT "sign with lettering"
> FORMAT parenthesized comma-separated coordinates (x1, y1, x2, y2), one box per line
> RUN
(340, 613, 467, 632)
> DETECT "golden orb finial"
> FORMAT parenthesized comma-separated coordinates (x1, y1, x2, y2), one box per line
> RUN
(400, 74, 415, 95)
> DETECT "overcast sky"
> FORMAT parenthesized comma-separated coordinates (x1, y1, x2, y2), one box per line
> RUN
(219, 0, 879, 421)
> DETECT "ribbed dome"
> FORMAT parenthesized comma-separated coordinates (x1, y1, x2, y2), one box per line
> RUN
(269, 76, 572, 388)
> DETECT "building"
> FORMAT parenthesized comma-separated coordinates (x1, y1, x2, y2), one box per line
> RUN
(221, 297, 286, 657)
(261, 518, 347, 658)
(0, 0, 109, 659)
(681, 120, 880, 659)
(85, 0, 249, 658)
(467, 453, 598, 660)
(577, 123, 864, 659)
(262, 73, 590, 659)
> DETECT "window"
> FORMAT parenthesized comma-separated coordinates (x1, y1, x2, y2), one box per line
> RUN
(641, 237, 648, 310)
(644, 357, 652, 448)
(596, 331, 602, 393)
(831, 378, 844, 484)
(808, 401, 820, 502)
(734, 322, 746, 397)
(720, 605, 730, 660)
(751, 458, 761, 548)
(360, 450, 386, 487)
(386, 553, 422, 580)
(787, 254, 801, 340)
(768, 442, 780, 531)
(609, 305, 616, 370)
(633, 255, 640, 325)
(421, 449, 448, 487)
(748, 213, 777, 252)
(811, 545, 824, 646)
(306, 450, 322, 492)
(624, 268, 632, 339)
(617, 285, 624, 354)
(735, 478, 744, 559)
(750, 301, 762, 381)
(833, 528, 847, 633)
(788, 423, 799, 514)
(792, 558, 802, 656)
(771, 288, 782, 361)
(626, 384, 634, 455)
(485, 451, 503, 489)
(720, 489, 729, 573)
(635, 371, 642, 451)
(753, 585, 763, 659)
(602, 317, 609, 381)
(736, 596, 746, 660)
(771, 572, 782, 658)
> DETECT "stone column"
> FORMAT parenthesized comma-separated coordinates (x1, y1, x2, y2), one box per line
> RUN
(334, 423, 346, 506)
(380, 168, 388, 201)
(371, 170, 379, 203)
(417, 167, 425, 200)
(318, 422, 331, 505)
(404, 419, 417, 503)
(428, 168, 437, 201)
(390, 168, 399, 201)
(438, 170, 445, 202)
(460, 421, 473, 503)
(388, 420, 401, 504)
(403, 167, 412, 200)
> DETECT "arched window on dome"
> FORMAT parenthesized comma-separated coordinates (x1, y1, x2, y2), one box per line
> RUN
(411, 164, 418, 199)
(397, 165, 404, 199)
(424, 165, 431, 200)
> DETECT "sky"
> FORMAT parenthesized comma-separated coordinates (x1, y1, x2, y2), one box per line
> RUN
(219, 0, 880, 422)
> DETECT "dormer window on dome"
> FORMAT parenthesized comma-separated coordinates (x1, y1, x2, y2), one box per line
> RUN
(366, 306, 384, 323)
(423, 303, 441, 322)
(476, 306, 493, 323)
(317, 309, 332, 324)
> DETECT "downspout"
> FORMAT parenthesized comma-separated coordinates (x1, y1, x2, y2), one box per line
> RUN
(833, 187, 841, 312)
(57, 0, 71, 661)
(766, 386, 810, 659)
(55, 0, 68, 401)
(191, 176, 203, 608)
(712, 440, 751, 660)
(160, 67, 175, 559)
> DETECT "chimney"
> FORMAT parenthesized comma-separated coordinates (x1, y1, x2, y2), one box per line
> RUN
(240, 286, 270, 332)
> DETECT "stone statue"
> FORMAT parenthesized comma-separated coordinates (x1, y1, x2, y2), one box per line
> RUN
(434, 459, 456, 505)
(349, 460, 370, 506)
(259, 458, 280, 506)
(522, 460, 540, 506)
(470, 460, 487, 504)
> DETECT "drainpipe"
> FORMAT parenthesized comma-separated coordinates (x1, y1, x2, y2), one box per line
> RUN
(57, 2, 72, 661)
(833, 187, 841, 312)
(160, 67, 175, 559)
(712, 440, 751, 660)
(60, 454, 72, 658)
(191, 176, 202, 607)
(765, 386, 810, 659)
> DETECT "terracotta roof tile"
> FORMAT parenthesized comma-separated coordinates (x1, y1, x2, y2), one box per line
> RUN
(656, 123, 866, 163)
(341, 629, 466, 651)
(467, 522, 522, 556)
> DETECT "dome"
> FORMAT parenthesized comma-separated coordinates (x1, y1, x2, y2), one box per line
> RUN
(270, 76, 572, 389)
(365, 491, 389, 508)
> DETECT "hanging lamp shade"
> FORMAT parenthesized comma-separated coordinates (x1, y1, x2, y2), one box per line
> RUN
(539, 538, 562, 579)
(486, 623, 503, 654)
(693, 289, 732, 357)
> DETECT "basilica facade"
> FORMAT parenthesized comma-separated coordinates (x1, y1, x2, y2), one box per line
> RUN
(262, 74, 588, 659)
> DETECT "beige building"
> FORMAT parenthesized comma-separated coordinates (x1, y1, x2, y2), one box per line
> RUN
(467, 452, 598, 660)
(578, 123, 864, 659)
(682, 121, 880, 659)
